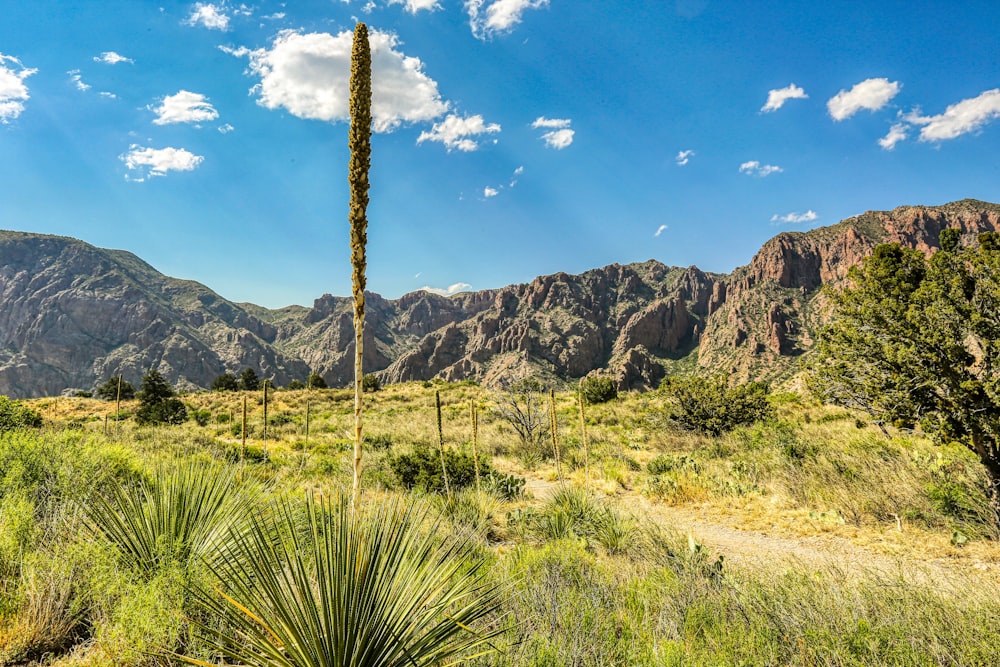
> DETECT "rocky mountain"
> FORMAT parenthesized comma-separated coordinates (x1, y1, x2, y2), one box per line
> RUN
(2, 199, 999, 398)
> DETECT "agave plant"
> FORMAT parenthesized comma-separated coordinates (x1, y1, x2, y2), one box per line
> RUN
(82, 462, 259, 573)
(178, 492, 503, 667)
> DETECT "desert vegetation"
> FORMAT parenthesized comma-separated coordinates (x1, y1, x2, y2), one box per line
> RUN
(1, 378, 1000, 665)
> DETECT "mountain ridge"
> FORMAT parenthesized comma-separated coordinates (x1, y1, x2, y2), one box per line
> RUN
(2, 198, 999, 398)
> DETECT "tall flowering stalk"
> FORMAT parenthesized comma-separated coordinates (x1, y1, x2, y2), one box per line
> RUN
(349, 23, 372, 508)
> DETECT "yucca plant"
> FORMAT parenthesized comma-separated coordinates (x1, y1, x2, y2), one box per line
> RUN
(82, 462, 259, 573)
(178, 493, 504, 666)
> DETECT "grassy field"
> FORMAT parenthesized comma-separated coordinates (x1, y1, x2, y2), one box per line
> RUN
(2, 381, 999, 665)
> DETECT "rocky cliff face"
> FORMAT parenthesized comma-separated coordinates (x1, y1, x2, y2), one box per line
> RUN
(2, 199, 999, 397)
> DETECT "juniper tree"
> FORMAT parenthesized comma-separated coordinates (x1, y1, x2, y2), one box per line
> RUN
(349, 23, 372, 506)
(808, 233, 1000, 512)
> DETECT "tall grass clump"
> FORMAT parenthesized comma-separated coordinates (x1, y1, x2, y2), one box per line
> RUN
(179, 492, 504, 666)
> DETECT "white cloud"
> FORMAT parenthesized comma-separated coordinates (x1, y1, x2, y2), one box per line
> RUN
(484, 186, 499, 197)
(388, 0, 441, 12)
(417, 113, 500, 151)
(466, 0, 549, 39)
(878, 122, 908, 150)
(235, 29, 448, 133)
(532, 116, 570, 129)
(532, 117, 574, 149)
(0, 53, 36, 123)
(121, 145, 204, 179)
(151, 90, 219, 125)
(93, 51, 133, 64)
(262, 12, 286, 20)
(510, 164, 523, 186)
(827, 77, 901, 121)
(68, 70, 90, 91)
(421, 282, 473, 297)
(761, 83, 807, 112)
(218, 123, 235, 133)
(675, 149, 694, 166)
(186, 2, 230, 30)
(739, 160, 782, 177)
(99, 91, 117, 99)
(905, 89, 1000, 142)
(771, 210, 818, 224)
(654, 224, 668, 237)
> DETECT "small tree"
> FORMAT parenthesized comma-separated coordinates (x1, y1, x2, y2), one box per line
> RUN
(0, 396, 42, 432)
(95, 376, 135, 401)
(580, 376, 618, 404)
(306, 372, 328, 389)
(136, 369, 187, 426)
(494, 378, 550, 447)
(239, 368, 260, 392)
(212, 373, 239, 392)
(286, 379, 306, 391)
(362, 374, 381, 393)
(660, 375, 774, 436)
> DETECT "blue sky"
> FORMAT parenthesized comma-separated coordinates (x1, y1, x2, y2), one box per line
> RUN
(2, 1, 999, 308)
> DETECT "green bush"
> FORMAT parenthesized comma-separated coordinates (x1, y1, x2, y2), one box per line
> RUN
(211, 373, 239, 392)
(95, 376, 135, 401)
(0, 396, 42, 432)
(307, 372, 328, 389)
(135, 371, 187, 426)
(389, 446, 480, 493)
(580, 376, 618, 404)
(362, 374, 382, 392)
(660, 376, 775, 435)
(190, 409, 212, 427)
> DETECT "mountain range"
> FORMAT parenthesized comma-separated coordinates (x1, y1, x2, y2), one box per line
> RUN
(3, 199, 1000, 399)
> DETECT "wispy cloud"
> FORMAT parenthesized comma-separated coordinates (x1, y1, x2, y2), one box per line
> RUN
(0, 53, 37, 123)
(68, 70, 90, 91)
(771, 210, 818, 224)
(151, 90, 219, 125)
(466, 0, 549, 39)
(905, 89, 1000, 142)
(675, 149, 694, 166)
(186, 2, 230, 30)
(484, 186, 499, 198)
(421, 282, 473, 297)
(739, 160, 782, 177)
(761, 83, 808, 112)
(417, 113, 500, 151)
(388, 0, 441, 13)
(878, 122, 908, 150)
(654, 224, 668, 237)
(532, 116, 574, 149)
(120, 145, 204, 179)
(232, 29, 448, 133)
(218, 123, 235, 134)
(827, 77, 900, 121)
(93, 51, 133, 65)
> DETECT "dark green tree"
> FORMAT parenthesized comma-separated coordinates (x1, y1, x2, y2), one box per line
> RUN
(660, 375, 774, 436)
(212, 373, 239, 392)
(286, 379, 306, 391)
(95, 376, 135, 401)
(239, 368, 260, 392)
(135, 369, 187, 426)
(580, 375, 618, 404)
(807, 235, 1000, 504)
(306, 372, 328, 389)
(0, 396, 43, 432)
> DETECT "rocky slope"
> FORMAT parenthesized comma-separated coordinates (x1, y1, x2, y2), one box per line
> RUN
(2, 199, 999, 398)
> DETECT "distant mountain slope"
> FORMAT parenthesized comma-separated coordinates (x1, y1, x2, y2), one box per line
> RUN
(2, 199, 999, 398)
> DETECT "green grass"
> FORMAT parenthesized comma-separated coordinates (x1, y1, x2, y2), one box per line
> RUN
(2, 383, 1000, 665)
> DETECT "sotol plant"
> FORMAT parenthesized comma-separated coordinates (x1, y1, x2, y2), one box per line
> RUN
(349, 22, 372, 506)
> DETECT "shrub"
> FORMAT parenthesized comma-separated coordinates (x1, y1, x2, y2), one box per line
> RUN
(285, 379, 306, 390)
(95, 376, 135, 401)
(307, 372, 328, 389)
(389, 446, 480, 494)
(239, 368, 260, 392)
(580, 376, 617, 404)
(660, 375, 775, 435)
(0, 396, 43, 432)
(190, 409, 212, 427)
(362, 373, 382, 392)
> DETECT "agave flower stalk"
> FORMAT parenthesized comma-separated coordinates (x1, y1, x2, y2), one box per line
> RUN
(349, 23, 372, 507)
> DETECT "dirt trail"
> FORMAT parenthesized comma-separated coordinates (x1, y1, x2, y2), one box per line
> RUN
(522, 476, 1000, 586)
